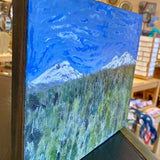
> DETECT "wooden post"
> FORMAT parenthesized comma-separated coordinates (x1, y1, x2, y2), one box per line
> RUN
(12, 0, 28, 159)
(152, 81, 160, 106)
(153, 122, 160, 154)
(146, 32, 157, 78)
(135, 124, 140, 137)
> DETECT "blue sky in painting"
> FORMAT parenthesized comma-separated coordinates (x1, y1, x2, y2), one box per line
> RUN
(26, 0, 142, 82)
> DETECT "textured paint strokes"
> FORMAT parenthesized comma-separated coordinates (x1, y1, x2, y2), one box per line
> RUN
(26, 0, 142, 82)
(25, 0, 143, 160)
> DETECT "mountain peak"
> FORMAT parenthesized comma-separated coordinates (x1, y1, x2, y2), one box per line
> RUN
(102, 52, 135, 70)
(31, 61, 82, 85)
(112, 56, 119, 61)
(120, 52, 133, 60)
(60, 61, 70, 67)
(119, 52, 136, 66)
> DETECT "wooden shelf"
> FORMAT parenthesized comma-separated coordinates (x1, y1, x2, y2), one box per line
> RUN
(144, 107, 160, 123)
(137, 104, 155, 112)
(131, 78, 160, 155)
(132, 78, 160, 92)
(0, 53, 12, 63)
(132, 78, 160, 106)
(0, 72, 11, 77)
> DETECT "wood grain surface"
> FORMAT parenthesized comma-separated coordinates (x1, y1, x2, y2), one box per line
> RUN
(12, 0, 28, 159)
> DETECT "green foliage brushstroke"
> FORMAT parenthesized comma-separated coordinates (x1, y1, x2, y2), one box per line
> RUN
(24, 65, 135, 160)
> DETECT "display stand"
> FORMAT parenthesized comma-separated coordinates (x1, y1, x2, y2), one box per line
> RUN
(11, 0, 155, 159)
(134, 34, 160, 79)
(82, 127, 157, 160)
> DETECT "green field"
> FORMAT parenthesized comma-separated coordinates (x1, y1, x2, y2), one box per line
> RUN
(24, 65, 135, 160)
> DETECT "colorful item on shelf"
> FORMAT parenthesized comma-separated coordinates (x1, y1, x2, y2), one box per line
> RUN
(149, 27, 160, 37)
(129, 108, 157, 145)
(25, 0, 143, 159)
(139, 114, 157, 145)
(0, 14, 12, 32)
(137, 102, 145, 108)
(129, 99, 152, 108)
(0, 70, 9, 75)
(130, 99, 141, 106)
(146, 100, 153, 106)
(129, 101, 136, 107)
(146, 108, 160, 117)
(147, 16, 159, 27)
(5, 62, 12, 68)
(142, 101, 148, 106)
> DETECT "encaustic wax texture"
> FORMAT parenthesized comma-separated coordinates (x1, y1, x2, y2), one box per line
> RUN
(25, 0, 143, 159)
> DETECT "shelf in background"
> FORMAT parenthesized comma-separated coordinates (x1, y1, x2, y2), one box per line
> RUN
(0, 53, 12, 63)
(132, 78, 160, 107)
(137, 104, 155, 112)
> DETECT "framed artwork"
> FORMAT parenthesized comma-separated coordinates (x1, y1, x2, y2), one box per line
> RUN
(139, 1, 157, 27)
(139, 2, 157, 16)
(107, 0, 119, 6)
(119, 1, 133, 11)
(148, 16, 159, 27)
(12, 0, 143, 159)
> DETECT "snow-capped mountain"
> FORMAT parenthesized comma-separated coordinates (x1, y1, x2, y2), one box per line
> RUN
(31, 61, 82, 85)
(102, 52, 136, 70)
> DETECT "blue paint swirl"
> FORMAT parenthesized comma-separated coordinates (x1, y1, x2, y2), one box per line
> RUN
(26, 0, 143, 82)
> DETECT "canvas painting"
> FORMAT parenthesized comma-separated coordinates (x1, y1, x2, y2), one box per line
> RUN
(25, 0, 143, 159)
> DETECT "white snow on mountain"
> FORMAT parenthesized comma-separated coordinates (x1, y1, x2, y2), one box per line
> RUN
(30, 52, 135, 86)
(31, 61, 83, 85)
(102, 52, 136, 70)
